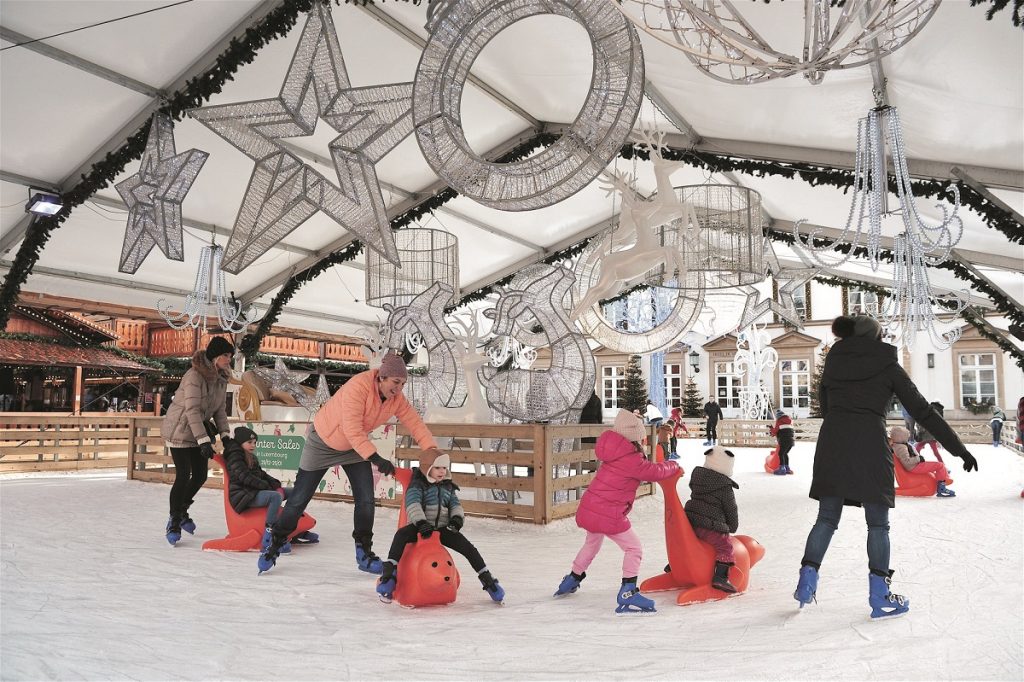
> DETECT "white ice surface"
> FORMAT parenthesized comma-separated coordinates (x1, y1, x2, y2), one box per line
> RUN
(2, 442, 1022, 681)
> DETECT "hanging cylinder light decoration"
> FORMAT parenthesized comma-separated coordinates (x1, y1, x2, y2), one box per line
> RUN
(673, 185, 765, 288)
(365, 227, 459, 309)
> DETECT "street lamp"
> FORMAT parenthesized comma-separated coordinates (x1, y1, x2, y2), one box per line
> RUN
(689, 349, 700, 374)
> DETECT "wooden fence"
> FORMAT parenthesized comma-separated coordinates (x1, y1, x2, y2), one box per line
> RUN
(0, 413, 131, 473)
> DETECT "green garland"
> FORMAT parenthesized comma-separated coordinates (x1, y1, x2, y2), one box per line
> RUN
(0, 0, 343, 330)
(0, 332, 166, 372)
(969, 0, 1024, 27)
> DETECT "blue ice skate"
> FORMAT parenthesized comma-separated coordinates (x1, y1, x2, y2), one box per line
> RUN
(616, 581, 655, 613)
(554, 571, 585, 597)
(794, 565, 818, 608)
(869, 571, 909, 619)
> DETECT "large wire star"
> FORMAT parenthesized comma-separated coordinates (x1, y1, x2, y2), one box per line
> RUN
(738, 239, 819, 329)
(116, 113, 208, 274)
(189, 4, 412, 274)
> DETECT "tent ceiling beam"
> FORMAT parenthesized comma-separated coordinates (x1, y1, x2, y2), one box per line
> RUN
(643, 80, 702, 146)
(0, 26, 164, 98)
(771, 219, 1022, 272)
(775, 257, 996, 311)
(0, 260, 365, 328)
(52, 1, 283, 218)
(356, 2, 541, 130)
(950, 251, 1024, 312)
(237, 124, 543, 305)
(543, 123, 1024, 191)
(950, 166, 1024, 227)
(276, 141, 543, 252)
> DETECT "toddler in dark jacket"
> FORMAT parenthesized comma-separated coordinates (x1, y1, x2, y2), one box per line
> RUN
(375, 453, 504, 603)
(685, 446, 740, 593)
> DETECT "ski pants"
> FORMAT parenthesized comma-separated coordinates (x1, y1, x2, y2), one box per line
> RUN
(694, 527, 734, 564)
(777, 434, 795, 467)
(168, 446, 208, 517)
(911, 461, 949, 482)
(572, 528, 643, 579)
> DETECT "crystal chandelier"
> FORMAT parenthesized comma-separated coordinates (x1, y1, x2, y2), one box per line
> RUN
(158, 243, 260, 332)
(795, 105, 964, 348)
(615, 0, 940, 84)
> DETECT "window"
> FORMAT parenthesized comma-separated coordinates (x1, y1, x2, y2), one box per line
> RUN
(714, 361, 741, 409)
(664, 362, 683, 409)
(791, 286, 808, 321)
(779, 359, 810, 412)
(602, 365, 625, 409)
(848, 288, 879, 315)
(959, 353, 996, 409)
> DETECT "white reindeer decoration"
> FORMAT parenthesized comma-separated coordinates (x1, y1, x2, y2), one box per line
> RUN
(569, 132, 694, 321)
(356, 323, 391, 370)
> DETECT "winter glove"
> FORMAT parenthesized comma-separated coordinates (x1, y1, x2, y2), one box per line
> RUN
(200, 442, 215, 460)
(447, 515, 464, 532)
(220, 436, 234, 447)
(957, 451, 979, 472)
(369, 453, 395, 477)
(415, 520, 433, 539)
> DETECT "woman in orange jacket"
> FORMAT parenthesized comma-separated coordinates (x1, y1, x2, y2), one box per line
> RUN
(258, 354, 440, 574)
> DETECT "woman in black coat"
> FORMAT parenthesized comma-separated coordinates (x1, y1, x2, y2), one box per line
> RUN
(794, 315, 978, 618)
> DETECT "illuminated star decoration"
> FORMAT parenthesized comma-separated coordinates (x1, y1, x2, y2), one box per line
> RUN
(253, 358, 316, 408)
(188, 4, 411, 274)
(737, 239, 819, 329)
(115, 113, 208, 274)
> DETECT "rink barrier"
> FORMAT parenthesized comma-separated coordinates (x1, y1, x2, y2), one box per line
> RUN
(0, 412, 131, 473)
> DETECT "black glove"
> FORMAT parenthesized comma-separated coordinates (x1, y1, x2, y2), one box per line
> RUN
(369, 453, 395, 477)
(447, 515, 464, 532)
(200, 442, 215, 460)
(221, 436, 234, 447)
(415, 520, 433, 539)
(957, 451, 979, 472)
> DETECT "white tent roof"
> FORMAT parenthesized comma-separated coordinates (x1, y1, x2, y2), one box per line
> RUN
(1, 1, 1021, 337)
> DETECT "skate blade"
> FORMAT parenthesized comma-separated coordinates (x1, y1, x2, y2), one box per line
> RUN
(378, 594, 393, 604)
(870, 607, 909, 619)
(615, 605, 657, 614)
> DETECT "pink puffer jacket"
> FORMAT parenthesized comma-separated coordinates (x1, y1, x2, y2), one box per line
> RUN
(575, 430, 680, 535)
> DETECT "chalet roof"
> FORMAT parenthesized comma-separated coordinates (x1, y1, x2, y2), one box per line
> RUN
(0, 337, 157, 373)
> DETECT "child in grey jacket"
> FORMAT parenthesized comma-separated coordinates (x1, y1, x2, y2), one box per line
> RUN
(685, 446, 740, 594)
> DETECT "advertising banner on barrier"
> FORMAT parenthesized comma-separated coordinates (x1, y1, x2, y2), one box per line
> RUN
(246, 421, 397, 501)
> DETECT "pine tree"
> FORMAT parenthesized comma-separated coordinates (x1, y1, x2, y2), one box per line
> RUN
(619, 354, 648, 413)
(809, 343, 830, 418)
(682, 376, 703, 417)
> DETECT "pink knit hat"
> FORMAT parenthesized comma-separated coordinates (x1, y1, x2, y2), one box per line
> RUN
(378, 353, 408, 379)
(613, 408, 647, 443)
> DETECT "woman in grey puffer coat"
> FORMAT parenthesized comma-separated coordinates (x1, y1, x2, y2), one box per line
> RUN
(161, 336, 233, 544)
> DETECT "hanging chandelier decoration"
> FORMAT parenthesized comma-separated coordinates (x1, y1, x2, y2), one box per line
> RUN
(158, 243, 260, 333)
(794, 105, 965, 348)
(615, 0, 940, 84)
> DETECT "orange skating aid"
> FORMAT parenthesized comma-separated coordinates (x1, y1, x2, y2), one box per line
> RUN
(389, 468, 461, 608)
(202, 455, 316, 551)
(894, 461, 951, 497)
(640, 470, 764, 605)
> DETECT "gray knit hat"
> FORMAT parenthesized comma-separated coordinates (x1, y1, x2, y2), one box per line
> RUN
(852, 315, 883, 339)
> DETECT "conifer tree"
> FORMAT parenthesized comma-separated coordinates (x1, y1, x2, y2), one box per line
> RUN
(809, 344, 830, 418)
(619, 354, 648, 413)
(682, 376, 703, 417)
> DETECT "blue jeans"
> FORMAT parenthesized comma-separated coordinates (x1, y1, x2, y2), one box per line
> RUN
(270, 460, 377, 547)
(801, 496, 890, 574)
(250, 488, 293, 526)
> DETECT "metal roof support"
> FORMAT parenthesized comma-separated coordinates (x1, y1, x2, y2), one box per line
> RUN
(950, 251, 1024, 315)
(950, 167, 1024, 228)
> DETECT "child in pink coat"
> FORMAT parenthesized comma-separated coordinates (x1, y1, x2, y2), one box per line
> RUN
(553, 409, 680, 613)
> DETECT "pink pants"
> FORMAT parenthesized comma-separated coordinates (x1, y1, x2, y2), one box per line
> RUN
(572, 529, 643, 578)
(694, 527, 735, 563)
(915, 440, 944, 463)
(912, 460, 949, 482)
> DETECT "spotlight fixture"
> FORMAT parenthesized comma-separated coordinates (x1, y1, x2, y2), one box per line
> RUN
(25, 190, 62, 216)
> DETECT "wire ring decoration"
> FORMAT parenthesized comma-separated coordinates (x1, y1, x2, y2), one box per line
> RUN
(571, 234, 704, 354)
(412, 0, 644, 210)
(614, 0, 940, 85)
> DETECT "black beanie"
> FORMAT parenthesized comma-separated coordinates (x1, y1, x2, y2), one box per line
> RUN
(205, 336, 234, 360)
(234, 426, 257, 443)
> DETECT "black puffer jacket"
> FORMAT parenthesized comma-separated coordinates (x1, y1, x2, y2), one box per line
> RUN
(811, 336, 970, 508)
(685, 466, 739, 534)
(224, 438, 281, 513)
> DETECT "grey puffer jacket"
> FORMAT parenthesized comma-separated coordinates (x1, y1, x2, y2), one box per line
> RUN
(685, 466, 739, 534)
(163, 351, 230, 448)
